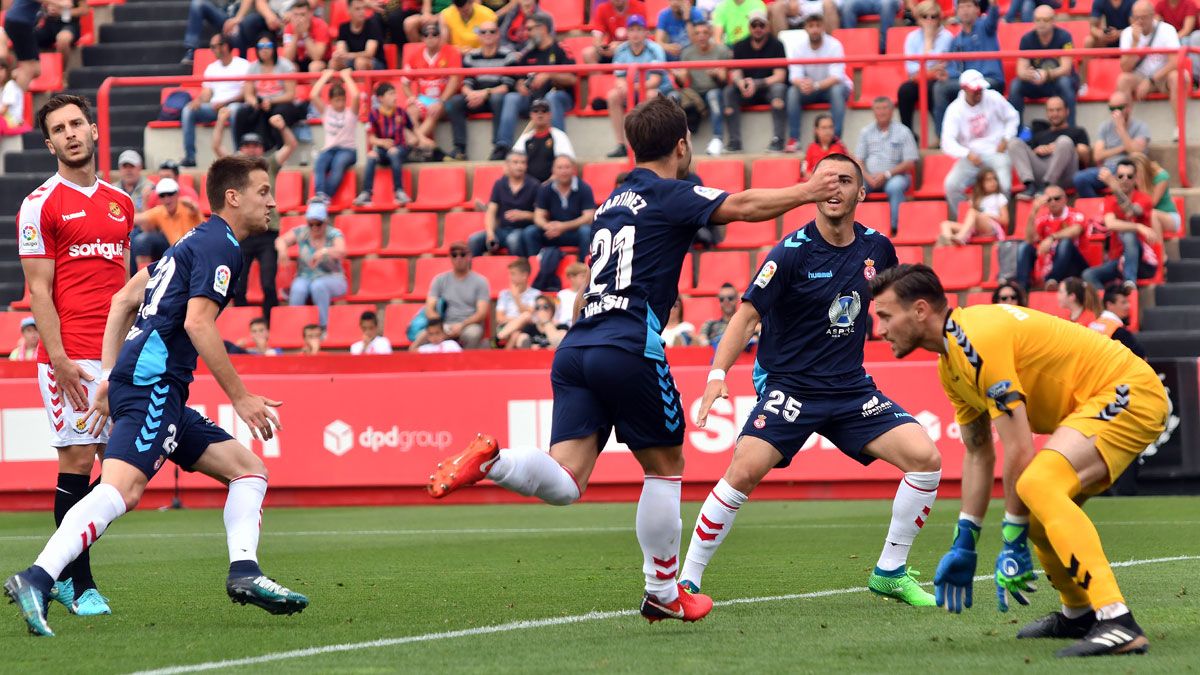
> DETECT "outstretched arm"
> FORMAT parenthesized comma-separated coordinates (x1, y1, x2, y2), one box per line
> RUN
(710, 163, 841, 224)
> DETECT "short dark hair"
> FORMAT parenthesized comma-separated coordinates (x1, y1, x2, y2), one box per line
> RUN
(868, 264, 948, 311)
(37, 94, 93, 140)
(1103, 283, 1131, 307)
(329, 83, 346, 99)
(508, 258, 531, 274)
(360, 310, 379, 324)
(813, 152, 864, 187)
(426, 318, 444, 331)
(720, 282, 736, 292)
(302, 323, 322, 334)
(624, 97, 688, 164)
(1115, 159, 1137, 175)
(375, 82, 395, 97)
(206, 155, 270, 213)
(292, 0, 310, 9)
(813, 112, 834, 129)
(249, 317, 268, 329)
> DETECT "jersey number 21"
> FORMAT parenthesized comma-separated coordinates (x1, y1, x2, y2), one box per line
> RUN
(588, 226, 635, 294)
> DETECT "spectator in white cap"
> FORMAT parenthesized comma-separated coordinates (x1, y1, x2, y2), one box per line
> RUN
(9, 317, 39, 361)
(131, 177, 203, 269)
(116, 149, 152, 212)
(940, 68, 1019, 217)
(275, 200, 347, 329)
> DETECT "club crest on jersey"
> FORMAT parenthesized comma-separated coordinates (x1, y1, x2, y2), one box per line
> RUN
(753, 414, 767, 429)
(213, 265, 232, 297)
(826, 291, 861, 338)
(754, 261, 777, 289)
(107, 201, 126, 222)
(863, 258, 876, 281)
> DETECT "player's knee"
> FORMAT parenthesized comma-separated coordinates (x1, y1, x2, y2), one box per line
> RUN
(1015, 452, 1068, 506)
(58, 445, 97, 474)
(911, 445, 942, 473)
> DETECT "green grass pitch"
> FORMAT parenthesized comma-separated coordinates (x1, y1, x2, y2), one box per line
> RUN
(1, 496, 1198, 673)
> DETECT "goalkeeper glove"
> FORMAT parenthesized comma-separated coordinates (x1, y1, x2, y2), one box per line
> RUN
(995, 519, 1038, 612)
(934, 518, 980, 614)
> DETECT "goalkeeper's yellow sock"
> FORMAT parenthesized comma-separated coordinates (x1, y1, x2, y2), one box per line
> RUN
(1015, 450, 1124, 610)
(1028, 516, 1091, 612)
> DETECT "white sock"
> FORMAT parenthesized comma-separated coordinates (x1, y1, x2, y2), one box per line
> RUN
(225, 474, 267, 563)
(876, 470, 940, 572)
(637, 476, 682, 602)
(679, 479, 748, 589)
(34, 483, 126, 580)
(1095, 602, 1130, 620)
(486, 446, 580, 505)
(1062, 604, 1093, 619)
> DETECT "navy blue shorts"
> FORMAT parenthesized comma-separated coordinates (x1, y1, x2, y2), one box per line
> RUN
(740, 384, 917, 468)
(106, 379, 234, 479)
(550, 346, 685, 451)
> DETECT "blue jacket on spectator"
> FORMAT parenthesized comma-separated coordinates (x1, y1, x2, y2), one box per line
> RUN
(946, 8, 1003, 85)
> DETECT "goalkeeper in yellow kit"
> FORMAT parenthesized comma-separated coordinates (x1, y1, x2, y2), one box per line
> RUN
(869, 264, 1167, 658)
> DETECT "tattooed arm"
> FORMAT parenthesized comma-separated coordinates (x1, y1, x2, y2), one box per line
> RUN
(959, 413, 997, 521)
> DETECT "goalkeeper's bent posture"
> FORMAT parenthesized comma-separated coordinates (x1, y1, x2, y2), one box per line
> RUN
(870, 264, 1167, 658)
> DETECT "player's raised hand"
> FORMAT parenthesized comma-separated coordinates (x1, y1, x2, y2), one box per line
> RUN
(51, 356, 93, 412)
(995, 520, 1038, 612)
(82, 380, 110, 437)
(934, 518, 981, 614)
(695, 378, 729, 429)
(802, 163, 841, 205)
(234, 393, 283, 441)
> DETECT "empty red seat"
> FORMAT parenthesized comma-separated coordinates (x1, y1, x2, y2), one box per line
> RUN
(965, 291, 994, 306)
(1029, 291, 1070, 318)
(384, 303, 424, 348)
(718, 221, 780, 249)
(350, 167, 414, 213)
(583, 160, 630, 203)
(832, 27, 879, 56)
(438, 211, 485, 253)
(381, 212, 438, 255)
(681, 296, 720, 327)
(29, 52, 63, 93)
(885, 26, 917, 55)
(895, 246, 925, 265)
(892, 203, 944, 245)
(468, 164, 505, 208)
(310, 170, 355, 212)
(693, 251, 752, 295)
(408, 166, 467, 211)
(540, 0, 586, 30)
(348, 258, 410, 302)
(333, 214, 384, 256)
(215, 306, 264, 344)
(932, 245, 984, 290)
(678, 252, 695, 293)
(750, 157, 802, 189)
(854, 202, 892, 232)
(471, 256, 519, 297)
(403, 257, 453, 300)
(560, 35, 592, 63)
(914, 154, 956, 199)
(1082, 58, 1123, 102)
(853, 63, 906, 108)
(323, 304, 379, 348)
(0, 312, 33, 344)
(275, 170, 305, 214)
(782, 203, 819, 231)
(997, 21, 1028, 52)
(267, 306, 320, 349)
(695, 159, 745, 193)
(585, 74, 618, 112)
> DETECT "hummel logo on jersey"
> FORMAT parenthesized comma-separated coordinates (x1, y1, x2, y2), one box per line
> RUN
(808, 271, 833, 279)
(68, 239, 125, 260)
(862, 396, 893, 417)
(62, 210, 87, 221)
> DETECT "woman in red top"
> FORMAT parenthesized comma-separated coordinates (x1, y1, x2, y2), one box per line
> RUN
(1056, 276, 1100, 326)
(801, 113, 848, 178)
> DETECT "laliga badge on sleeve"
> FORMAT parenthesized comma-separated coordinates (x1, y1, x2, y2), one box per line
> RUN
(754, 260, 778, 289)
(213, 265, 232, 297)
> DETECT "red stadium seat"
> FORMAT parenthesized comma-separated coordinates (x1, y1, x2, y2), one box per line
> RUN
(965, 291, 994, 306)
(853, 63, 906, 108)
(1082, 58, 1123, 102)
(1066, 0, 1094, 16)
(885, 26, 916, 55)
(913, 154, 956, 199)
(10, 285, 31, 311)
(718, 221, 780, 249)
(438, 211, 485, 253)
(560, 35, 592, 63)
(782, 203, 819, 231)
(1138, 242, 1165, 286)
(932, 245, 984, 290)
(323, 304, 379, 348)
(384, 303, 424, 347)
(541, 0, 586, 30)
(585, 74, 618, 113)
(853, 202, 892, 232)
(215, 306, 263, 345)
(333, 214, 384, 256)
(0, 312, 33, 343)
(403, 256, 453, 300)
(1164, 196, 1187, 239)
(275, 170, 306, 214)
(310, 170, 356, 213)
(750, 158, 802, 189)
(695, 159, 745, 193)
(380, 212, 438, 255)
(694, 251, 752, 295)
(644, 0, 669, 27)
(1028, 290, 1070, 318)
(351, 167, 415, 213)
(982, 244, 1002, 289)
(681, 296, 720, 327)
(895, 246, 925, 265)
(468, 165, 505, 208)
(1061, 20, 1091, 48)
(267, 306, 319, 349)
(348, 258, 410, 302)
(408, 166, 467, 211)
(997, 21, 1028, 52)
(29, 53, 63, 93)
(955, 202, 999, 244)
(198, 174, 211, 214)
(832, 27, 879, 56)
(583, 160, 631, 204)
(678, 252, 695, 292)
(471, 256, 520, 297)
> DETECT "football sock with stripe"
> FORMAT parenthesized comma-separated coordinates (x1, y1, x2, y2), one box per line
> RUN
(637, 476, 682, 602)
(54, 472, 97, 591)
(876, 470, 940, 572)
(34, 482, 126, 582)
(225, 474, 267, 565)
(1016, 450, 1125, 614)
(1029, 515, 1092, 612)
(487, 447, 580, 505)
(680, 479, 747, 589)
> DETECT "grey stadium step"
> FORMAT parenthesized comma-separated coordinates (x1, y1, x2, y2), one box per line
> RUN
(108, 104, 163, 127)
(0, 239, 18, 260)
(99, 21, 188, 43)
(113, 2, 191, 22)
(0, 176, 49, 217)
(1139, 330, 1200, 358)
(0, 282, 25, 307)
(83, 42, 191, 68)
(1178, 237, 1200, 259)
(67, 64, 190, 91)
(110, 127, 148, 149)
(1166, 259, 1200, 283)
(1141, 306, 1200, 332)
(61, 86, 162, 108)
(3, 151, 56, 175)
(1153, 282, 1200, 306)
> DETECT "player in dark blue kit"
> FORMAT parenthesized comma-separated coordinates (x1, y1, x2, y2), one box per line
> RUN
(681, 154, 943, 607)
(4, 156, 308, 637)
(428, 97, 841, 623)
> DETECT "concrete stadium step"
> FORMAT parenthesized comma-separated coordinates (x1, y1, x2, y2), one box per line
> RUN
(3, 151, 56, 175)
(1153, 282, 1200, 306)
(0, 239, 17, 261)
(83, 42, 191, 68)
(61, 86, 163, 108)
(0, 260, 22, 280)
(1141, 306, 1200, 332)
(1178, 237, 1200, 259)
(68, 63, 191, 92)
(0, 176, 50, 216)
(99, 20, 188, 43)
(108, 104, 163, 127)
(1166, 259, 1200, 283)
(110, 126, 148, 149)
(20, 130, 44, 150)
(113, 2, 191, 22)
(0, 281, 24, 306)
(1140, 330, 1200, 358)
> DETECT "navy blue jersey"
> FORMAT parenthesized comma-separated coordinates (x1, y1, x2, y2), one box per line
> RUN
(745, 221, 898, 396)
(561, 168, 728, 360)
(112, 217, 244, 387)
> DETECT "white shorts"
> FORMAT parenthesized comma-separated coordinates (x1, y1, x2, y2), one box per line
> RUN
(37, 360, 110, 448)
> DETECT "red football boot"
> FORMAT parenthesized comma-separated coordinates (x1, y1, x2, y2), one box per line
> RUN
(640, 583, 714, 623)
(427, 434, 500, 498)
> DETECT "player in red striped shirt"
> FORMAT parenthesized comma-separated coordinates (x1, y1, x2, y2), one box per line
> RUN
(16, 95, 133, 617)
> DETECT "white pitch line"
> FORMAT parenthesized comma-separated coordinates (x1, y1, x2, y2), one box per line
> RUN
(128, 554, 1200, 675)
(0, 520, 1193, 544)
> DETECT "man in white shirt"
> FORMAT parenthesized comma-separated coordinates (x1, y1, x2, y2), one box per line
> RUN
(1116, 0, 1182, 140)
(181, 34, 250, 167)
(783, 10, 851, 153)
(940, 69, 1019, 216)
(350, 310, 394, 355)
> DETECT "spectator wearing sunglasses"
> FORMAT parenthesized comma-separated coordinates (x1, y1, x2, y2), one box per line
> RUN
(440, 0, 497, 51)
(275, 201, 347, 330)
(1083, 161, 1162, 291)
(234, 36, 308, 153)
(698, 283, 740, 347)
(1011, 185, 1089, 292)
(420, 242, 490, 349)
(445, 20, 521, 161)
(991, 282, 1027, 307)
(143, 160, 201, 210)
(511, 295, 568, 349)
(131, 178, 202, 269)
(1072, 91, 1149, 198)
